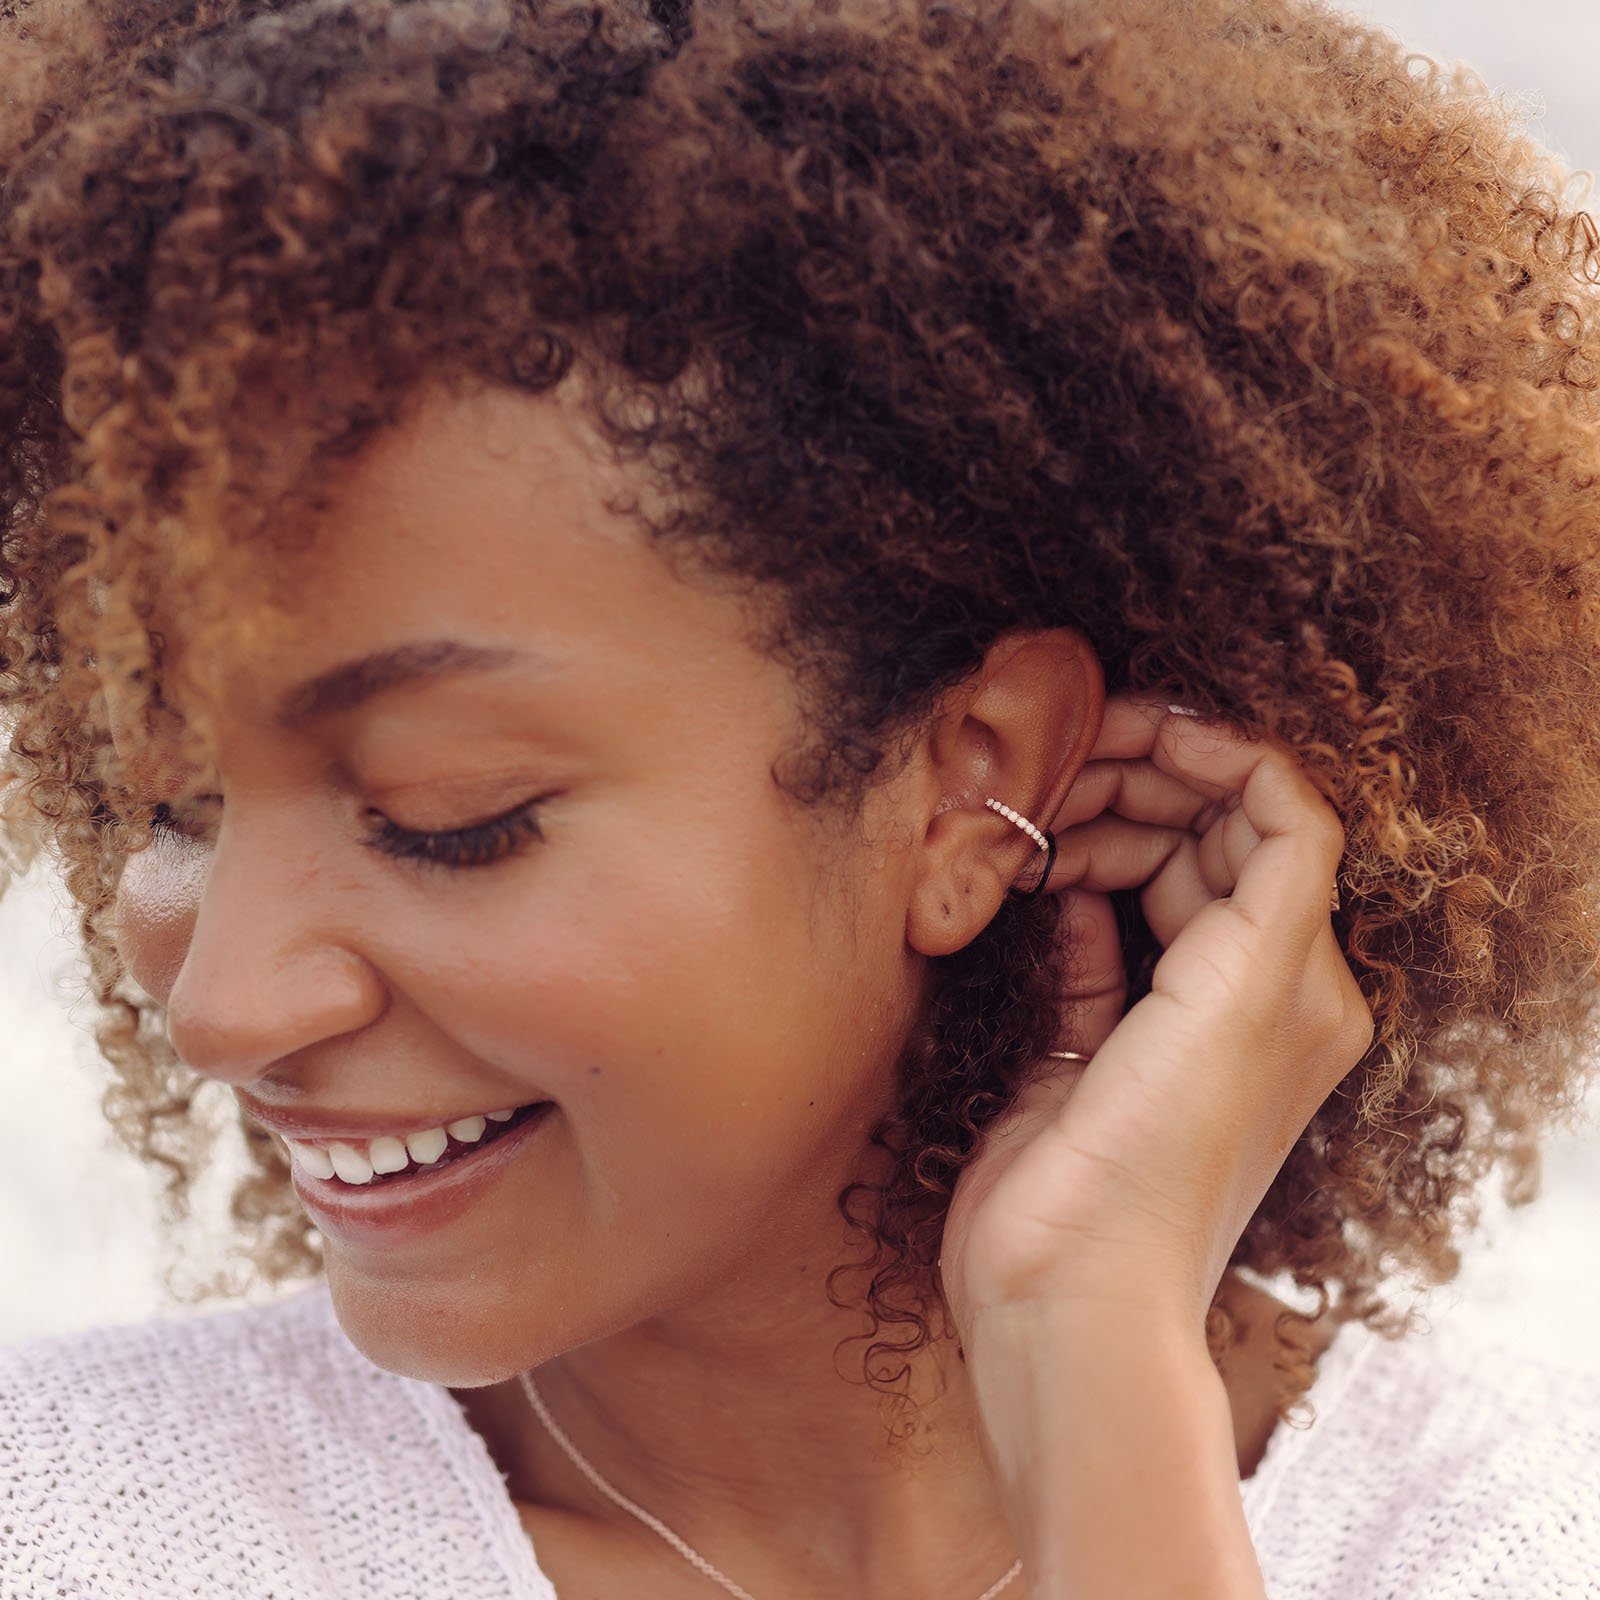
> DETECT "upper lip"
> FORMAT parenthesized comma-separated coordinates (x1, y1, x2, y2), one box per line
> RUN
(234, 1090, 542, 1145)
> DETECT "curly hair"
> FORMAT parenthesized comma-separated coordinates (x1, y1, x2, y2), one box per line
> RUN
(5, 0, 1600, 1434)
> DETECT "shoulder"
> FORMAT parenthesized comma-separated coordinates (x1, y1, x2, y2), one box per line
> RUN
(1246, 1312, 1600, 1599)
(0, 1282, 498, 1599)
(0, 1285, 338, 1595)
(0, 1279, 359, 1461)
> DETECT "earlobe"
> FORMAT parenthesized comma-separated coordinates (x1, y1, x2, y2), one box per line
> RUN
(906, 842, 1008, 958)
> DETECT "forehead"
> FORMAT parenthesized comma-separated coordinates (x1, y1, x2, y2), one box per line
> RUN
(119, 375, 782, 775)
(281, 379, 644, 655)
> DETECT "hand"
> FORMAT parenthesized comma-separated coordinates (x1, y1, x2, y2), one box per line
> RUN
(938, 693, 1375, 1341)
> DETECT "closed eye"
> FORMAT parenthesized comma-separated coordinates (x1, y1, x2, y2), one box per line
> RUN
(361, 795, 549, 870)
(147, 793, 551, 871)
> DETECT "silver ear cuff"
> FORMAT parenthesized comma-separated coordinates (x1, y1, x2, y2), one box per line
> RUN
(985, 795, 1057, 900)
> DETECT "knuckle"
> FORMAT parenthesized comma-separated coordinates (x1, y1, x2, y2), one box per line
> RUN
(1304, 987, 1348, 1048)
(1299, 958, 1365, 1050)
(1308, 800, 1348, 855)
(1315, 959, 1377, 1058)
(1343, 987, 1377, 1057)
(1272, 751, 1345, 836)
(1186, 926, 1261, 1010)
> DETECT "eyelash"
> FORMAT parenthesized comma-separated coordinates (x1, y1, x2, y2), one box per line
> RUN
(362, 798, 548, 870)
(147, 796, 549, 872)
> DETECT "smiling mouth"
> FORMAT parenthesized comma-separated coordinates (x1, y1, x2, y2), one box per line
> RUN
(284, 1101, 553, 1187)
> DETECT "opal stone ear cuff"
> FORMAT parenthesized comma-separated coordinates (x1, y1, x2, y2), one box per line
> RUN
(984, 796, 1057, 900)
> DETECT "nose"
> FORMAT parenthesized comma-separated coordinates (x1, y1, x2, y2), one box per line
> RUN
(156, 805, 388, 1089)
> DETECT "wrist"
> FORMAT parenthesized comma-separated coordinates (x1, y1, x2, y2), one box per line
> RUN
(963, 1302, 1265, 1600)
(964, 1299, 1223, 1487)
(950, 1225, 1219, 1345)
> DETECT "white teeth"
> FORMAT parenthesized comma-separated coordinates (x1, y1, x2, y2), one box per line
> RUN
(282, 1105, 533, 1186)
(289, 1141, 336, 1181)
(368, 1135, 410, 1175)
(327, 1142, 375, 1185)
(404, 1127, 449, 1166)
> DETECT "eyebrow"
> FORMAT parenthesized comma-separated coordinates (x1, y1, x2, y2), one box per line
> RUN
(272, 639, 556, 731)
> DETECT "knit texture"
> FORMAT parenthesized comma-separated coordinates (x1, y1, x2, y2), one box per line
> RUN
(1239, 1305, 1600, 1598)
(2, 1279, 1597, 1598)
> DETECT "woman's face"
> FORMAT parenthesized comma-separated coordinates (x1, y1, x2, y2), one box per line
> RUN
(110, 378, 933, 1386)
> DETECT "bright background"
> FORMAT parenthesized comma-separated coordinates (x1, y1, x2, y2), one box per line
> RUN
(3, 0, 1599, 1352)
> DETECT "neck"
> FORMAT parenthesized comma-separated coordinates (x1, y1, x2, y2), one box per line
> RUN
(450, 1254, 1336, 1600)
(454, 1249, 1024, 1597)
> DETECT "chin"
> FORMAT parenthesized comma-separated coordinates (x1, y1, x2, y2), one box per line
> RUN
(320, 1252, 578, 1387)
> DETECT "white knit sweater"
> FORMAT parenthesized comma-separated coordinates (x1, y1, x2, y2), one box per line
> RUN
(2, 1281, 1597, 1598)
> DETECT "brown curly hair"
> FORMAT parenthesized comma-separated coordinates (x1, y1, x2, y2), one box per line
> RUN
(5, 0, 1600, 1433)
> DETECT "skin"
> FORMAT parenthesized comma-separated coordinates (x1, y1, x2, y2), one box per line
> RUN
(111, 376, 1339, 1600)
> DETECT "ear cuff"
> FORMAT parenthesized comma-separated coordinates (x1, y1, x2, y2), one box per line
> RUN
(984, 796, 1057, 900)
(985, 796, 1090, 1061)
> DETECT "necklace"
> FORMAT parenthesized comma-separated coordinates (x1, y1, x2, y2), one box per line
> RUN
(517, 1370, 1025, 1600)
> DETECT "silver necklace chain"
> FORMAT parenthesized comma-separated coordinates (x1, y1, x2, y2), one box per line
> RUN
(517, 1369, 1025, 1600)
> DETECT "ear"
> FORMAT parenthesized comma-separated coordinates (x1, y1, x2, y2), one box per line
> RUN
(905, 627, 1104, 958)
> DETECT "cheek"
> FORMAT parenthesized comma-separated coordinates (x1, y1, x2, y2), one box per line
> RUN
(111, 844, 207, 1003)
(387, 841, 887, 1213)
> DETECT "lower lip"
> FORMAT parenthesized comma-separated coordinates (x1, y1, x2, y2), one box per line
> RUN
(290, 1102, 556, 1248)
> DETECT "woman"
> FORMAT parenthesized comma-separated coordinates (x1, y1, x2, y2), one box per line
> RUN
(1, 0, 1598, 1594)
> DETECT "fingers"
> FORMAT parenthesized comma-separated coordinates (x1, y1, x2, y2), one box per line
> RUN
(1051, 891, 1131, 1058)
(1082, 695, 1211, 765)
(1050, 813, 1236, 947)
(1051, 694, 1341, 956)
(1171, 721, 1345, 955)
(1051, 757, 1220, 833)
(1024, 695, 1374, 1225)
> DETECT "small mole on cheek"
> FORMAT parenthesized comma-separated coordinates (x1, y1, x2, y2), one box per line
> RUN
(588, 1065, 602, 1076)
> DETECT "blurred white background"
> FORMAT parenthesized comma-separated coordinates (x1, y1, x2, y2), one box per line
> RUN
(3, 0, 1600, 1352)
